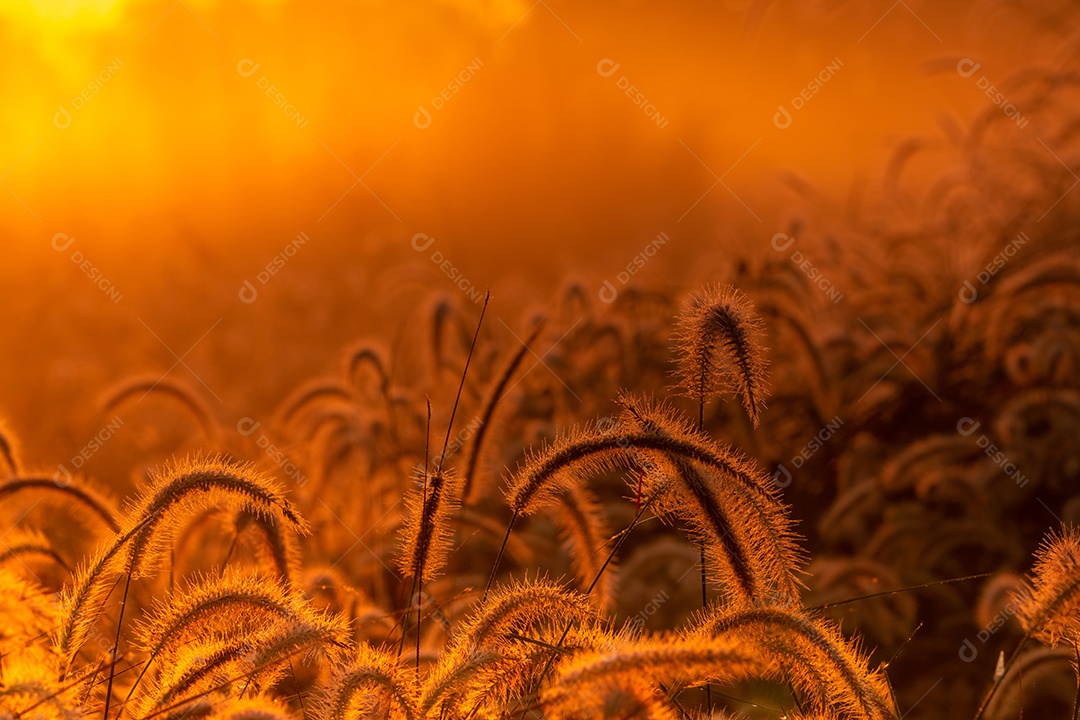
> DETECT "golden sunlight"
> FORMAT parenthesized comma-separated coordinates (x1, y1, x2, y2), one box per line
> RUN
(22, 0, 119, 20)
(1, 2, 1078, 718)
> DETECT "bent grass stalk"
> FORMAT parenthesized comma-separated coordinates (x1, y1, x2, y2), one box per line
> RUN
(120, 571, 304, 712)
(0, 423, 20, 476)
(56, 457, 308, 674)
(10, 279, 1053, 720)
(975, 528, 1080, 720)
(0, 527, 71, 573)
(695, 603, 896, 720)
(673, 284, 770, 429)
(498, 395, 800, 604)
(461, 318, 546, 506)
(0, 476, 119, 533)
(509, 484, 669, 720)
(100, 376, 219, 443)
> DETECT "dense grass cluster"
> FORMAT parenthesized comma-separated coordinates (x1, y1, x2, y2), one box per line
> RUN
(1, 242, 1079, 719)
(1, 286, 901, 720)
(3, 24, 1080, 718)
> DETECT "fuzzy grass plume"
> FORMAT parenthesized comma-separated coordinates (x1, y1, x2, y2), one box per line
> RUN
(54, 455, 309, 669)
(395, 468, 460, 586)
(1017, 526, 1080, 645)
(673, 284, 770, 427)
(694, 601, 897, 720)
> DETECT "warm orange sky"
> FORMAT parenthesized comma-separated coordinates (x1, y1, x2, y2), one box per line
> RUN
(2, 0, 1066, 266)
(2, 0, 1076, 454)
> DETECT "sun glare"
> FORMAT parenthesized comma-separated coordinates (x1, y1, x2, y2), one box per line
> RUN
(25, 0, 118, 18)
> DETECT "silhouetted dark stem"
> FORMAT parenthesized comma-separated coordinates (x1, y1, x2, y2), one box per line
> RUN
(417, 399, 432, 674)
(102, 572, 131, 720)
(418, 293, 486, 667)
(482, 512, 518, 603)
(437, 291, 489, 473)
(807, 572, 992, 611)
(697, 389, 705, 431)
(23, 656, 142, 720)
(696, 396, 712, 713)
(973, 627, 1035, 720)
(700, 540, 711, 710)
(398, 400, 432, 663)
(218, 530, 239, 575)
(397, 586, 413, 659)
(137, 644, 311, 720)
(462, 319, 545, 505)
(519, 494, 658, 720)
(288, 659, 307, 720)
(658, 682, 694, 720)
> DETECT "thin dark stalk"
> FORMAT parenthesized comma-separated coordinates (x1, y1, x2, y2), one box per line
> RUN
(413, 292, 486, 666)
(807, 572, 993, 610)
(399, 399, 432, 663)
(61, 572, 125, 682)
(515, 493, 659, 720)
(80, 660, 104, 705)
(289, 659, 306, 720)
(137, 643, 312, 720)
(218, 531, 239, 575)
(700, 540, 711, 711)
(481, 511, 518, 603)
(885, 622, 922, 670)
(20, 658, 142, 720)
(707, 690, 786, 714)
(396, 587, 411, 659)
(121, 645, 155, 711)
(462, 319, 545, 504)
(383, 601, 417, 659)
(405, 295, 487, 666)
(659, 682, 694, 720)
(507, 632, 572, 655)
(417, 399, 432, 674)
(973, 626, 1035, 720)
(696, 396, 712, 714)
(102, 572, 131, 720)
(880, 620, 921, 719)
(437, 291, 490, 472)
(586, 495, 655, 596)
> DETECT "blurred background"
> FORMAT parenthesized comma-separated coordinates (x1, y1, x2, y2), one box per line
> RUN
(4, 3, 1080, 717)
(3, 0, 1075, 457)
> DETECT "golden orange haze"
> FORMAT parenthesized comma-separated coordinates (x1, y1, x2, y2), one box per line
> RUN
(3, 1, 1053, 257)
(0, 0, 1069, 454)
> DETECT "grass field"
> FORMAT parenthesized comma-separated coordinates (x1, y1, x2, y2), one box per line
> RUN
(2, 1, 1080, 718)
